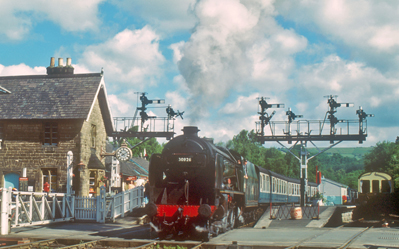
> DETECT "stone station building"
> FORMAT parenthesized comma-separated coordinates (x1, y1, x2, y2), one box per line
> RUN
(0, 57, 114, 197)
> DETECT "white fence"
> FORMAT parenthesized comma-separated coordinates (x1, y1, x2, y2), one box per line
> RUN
(1, 187, 74, 235)
(1, 186, 144, 235)
(105, 186, 144, 222)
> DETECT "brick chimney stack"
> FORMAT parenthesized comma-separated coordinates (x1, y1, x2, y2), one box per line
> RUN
(47, 57, 74, 75)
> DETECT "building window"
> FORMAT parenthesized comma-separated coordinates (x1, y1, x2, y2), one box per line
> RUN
(44, 122, 58, 145)
(91, 124, 96, 148)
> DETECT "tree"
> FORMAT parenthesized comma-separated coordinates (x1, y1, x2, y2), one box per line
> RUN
(114, 126, 164, 159)
(364, 141, 399, 186)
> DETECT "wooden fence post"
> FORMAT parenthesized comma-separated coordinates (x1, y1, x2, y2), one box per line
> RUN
(1, 188, 11, 235)
(96, 186, 106, 223)
(121, 190, 125, 218)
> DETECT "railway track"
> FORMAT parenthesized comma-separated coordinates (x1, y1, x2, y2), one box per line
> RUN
(284, 225, 371, 249)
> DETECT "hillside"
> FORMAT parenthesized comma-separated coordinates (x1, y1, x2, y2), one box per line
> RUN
(306, 147, 372, 160)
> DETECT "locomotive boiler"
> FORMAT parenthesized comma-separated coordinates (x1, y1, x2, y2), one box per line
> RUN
(146, 126, 319, 241)
(146, 126, 258, 240)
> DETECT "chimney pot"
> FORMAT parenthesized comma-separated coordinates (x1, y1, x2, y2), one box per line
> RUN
(49, 57, 55, 68)
(58, 58, 64, 67)
(66, 58, 72, 67)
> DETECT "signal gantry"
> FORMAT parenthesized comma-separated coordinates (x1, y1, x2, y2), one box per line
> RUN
(111, 92, 184, 142)
(255, 95, 373, 207)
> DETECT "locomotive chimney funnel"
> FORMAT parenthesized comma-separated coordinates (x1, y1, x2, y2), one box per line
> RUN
(182, 126, 200, 136)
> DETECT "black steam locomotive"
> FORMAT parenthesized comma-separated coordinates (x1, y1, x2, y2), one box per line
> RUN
(146, 126, 317, 241)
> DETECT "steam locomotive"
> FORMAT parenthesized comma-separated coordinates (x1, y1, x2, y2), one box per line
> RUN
(146, 126, 317, 241)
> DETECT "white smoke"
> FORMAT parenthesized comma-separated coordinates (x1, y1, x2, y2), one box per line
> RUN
(175, 0, 307, 123)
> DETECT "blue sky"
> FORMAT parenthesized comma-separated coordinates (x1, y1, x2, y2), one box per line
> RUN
(1, 0, 399, 148)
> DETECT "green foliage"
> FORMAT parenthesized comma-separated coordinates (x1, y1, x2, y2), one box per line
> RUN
(307, 147, 371, 160)
(225, 129, 367, 188)
(226, 130, 299, 179)
(126, 137, 163, 157)
(113, 126, 164, 158)
(313, 153, 365, 189)
(364, 141, 399, 187)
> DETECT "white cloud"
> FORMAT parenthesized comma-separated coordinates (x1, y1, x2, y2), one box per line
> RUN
(79, 27, 165, 92)
(296, 55, 399, 113)
(169, 41, 185, 64)
(111, 0, 196, 34)
(275, 0, 399, 72)
(219, 93, 259, 116)
(0, 63, 46, 75)
(0, 0, 103, 41)
(108, 94, 132, 116)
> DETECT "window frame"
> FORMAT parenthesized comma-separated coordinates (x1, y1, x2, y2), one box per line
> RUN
(44, 122, 58, 146)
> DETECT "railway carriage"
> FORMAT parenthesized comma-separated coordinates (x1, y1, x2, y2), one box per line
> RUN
(258, 167, 318, 205)
(358, 171, 394, 202)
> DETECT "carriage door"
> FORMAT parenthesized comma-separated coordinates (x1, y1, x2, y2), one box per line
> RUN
(4, 173, 19, 189)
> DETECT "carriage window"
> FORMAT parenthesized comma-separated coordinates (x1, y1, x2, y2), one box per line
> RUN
(282, 181, 284, 194)
(262, 175, 265, 191)
(272, 178, 276, 193)
(362, 180, 370, 193)
(264, 175, 267, 191)
(372, 180, 379, 193)
(278, 179, 281, 193)
(381, 180, 390, 193)
(266, 176, 270, 192)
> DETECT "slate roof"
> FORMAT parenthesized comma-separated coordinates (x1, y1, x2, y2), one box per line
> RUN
(0, 73, 114, 134)
(120, 157, 149, 177)
(104, 141, 149, 177)
(87, 153, 106, 170)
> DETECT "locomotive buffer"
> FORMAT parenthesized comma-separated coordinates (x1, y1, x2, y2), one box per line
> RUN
(256, 95, 373, 206)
